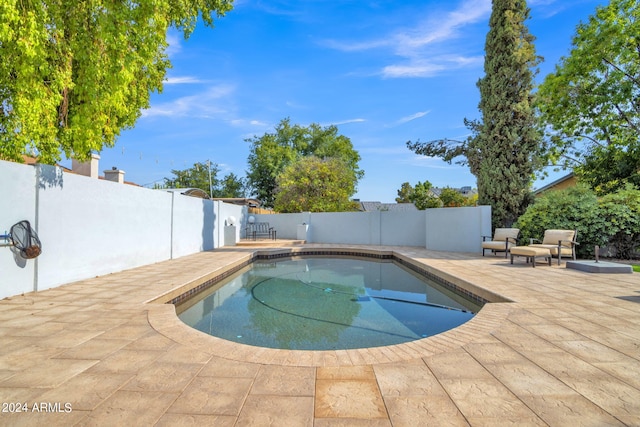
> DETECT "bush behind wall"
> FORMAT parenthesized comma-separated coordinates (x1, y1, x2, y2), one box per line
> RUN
(515, 185, 640, 259)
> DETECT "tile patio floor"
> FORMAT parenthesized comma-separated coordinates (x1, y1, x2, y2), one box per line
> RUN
(0, 243, 639, 426)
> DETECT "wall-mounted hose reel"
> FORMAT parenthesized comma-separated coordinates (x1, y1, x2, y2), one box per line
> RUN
(0, 220, 42, 259)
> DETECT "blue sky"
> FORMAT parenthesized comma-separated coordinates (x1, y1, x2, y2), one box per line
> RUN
(74, 0, 605, 202)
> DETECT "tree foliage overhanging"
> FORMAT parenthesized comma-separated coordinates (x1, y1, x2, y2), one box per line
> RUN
(246, 118, 363, 208)
(274, 156, 359, 213)
(407, 0, 544, 227)
(536, 0, 640, 195)
(0, 0, 233, 164)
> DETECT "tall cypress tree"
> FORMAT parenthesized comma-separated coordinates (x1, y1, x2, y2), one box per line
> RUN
(471, 0, 542, 226)
(407, 0, 543, 227)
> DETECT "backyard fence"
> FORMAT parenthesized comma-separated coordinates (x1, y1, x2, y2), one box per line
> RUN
(0, 160, 245, 298)
(1, 159, 491, 299)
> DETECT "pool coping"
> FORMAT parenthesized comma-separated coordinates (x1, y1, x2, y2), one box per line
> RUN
(147, 246, 516, 367)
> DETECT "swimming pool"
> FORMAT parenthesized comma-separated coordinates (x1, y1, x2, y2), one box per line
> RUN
(177, 256, 482, 350)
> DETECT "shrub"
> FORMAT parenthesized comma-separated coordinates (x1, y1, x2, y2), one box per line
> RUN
(598, 185, 640, 259)
(515, 186, 615, 258)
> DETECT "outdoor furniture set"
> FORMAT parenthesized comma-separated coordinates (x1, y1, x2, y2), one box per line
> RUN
(482, 228, 579, 267)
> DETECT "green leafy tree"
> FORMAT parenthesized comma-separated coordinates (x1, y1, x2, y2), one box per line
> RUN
(580, 144, 640, 195)
(536, 0, 640, 195)
(164, 161, 220, 197)
(273, 156, 359, 213)
(218, 172, 247, 198)
(0, 0, 232, 164)
(407, 0, 543, 227)
(438, 187, 466, 207)
(246, 118, 363, 208)
(394, 181, 442, 209)
(164, 162, 248, 198)
(411, 181, 442, 210)
(395, 182, 414, 203)
(462, 193, 479, 207)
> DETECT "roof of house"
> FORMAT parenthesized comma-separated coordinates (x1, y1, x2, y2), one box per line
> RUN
(533, 172, 576, 195)
(431, 186, 477, 197)
(212, 198, 262, 207)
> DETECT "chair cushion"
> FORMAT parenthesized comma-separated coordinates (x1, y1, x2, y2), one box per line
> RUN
(493, 228, 520, 242)
(529, 244, 574, 256)
(482, 241, 514, 250)
(510, 246, 551, 257)
(541, 230, 575, 248)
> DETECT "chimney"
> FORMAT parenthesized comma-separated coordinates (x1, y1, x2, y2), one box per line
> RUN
(72, 153, 100, 178)
(104, 167, 125, 184)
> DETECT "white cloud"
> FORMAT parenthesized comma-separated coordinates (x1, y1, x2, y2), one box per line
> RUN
(382, 54, 483, 78)
(396, 111, 431, 125)
(141, 84, 235, 119)
(164, 76, 205, 85)
(528, 0, 578, 18)
(322, 0, 490, 53)
(229, 119, 271, 128)
(327, 118, 367, 126)
(383, 63, 446, 78)
(165, 30, 183, 57)
(323, 0, 490, 78)
(395, 0, 491, 52)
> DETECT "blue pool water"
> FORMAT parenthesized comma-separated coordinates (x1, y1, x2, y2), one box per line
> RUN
(177, 257, 480, 350)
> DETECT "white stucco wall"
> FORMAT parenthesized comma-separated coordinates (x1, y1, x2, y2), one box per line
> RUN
(0, 160, 250, 298)
(171, 194, 214, 258)
(0, 160, 38, 297)
(380, 211, 426, 246)
(35, 165, 173, 290)
(256, 207, 490, 251)
(425, 206, 492, 253)
(308, 212, 381, 245)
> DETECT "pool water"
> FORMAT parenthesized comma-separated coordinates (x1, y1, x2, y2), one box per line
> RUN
(177, 257, 480, 350)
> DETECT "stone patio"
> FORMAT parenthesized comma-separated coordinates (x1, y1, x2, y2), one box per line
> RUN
(0, 244, 639, 426)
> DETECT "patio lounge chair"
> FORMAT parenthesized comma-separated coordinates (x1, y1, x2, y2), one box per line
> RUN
(529, 229, 579, 265)
(481, 228, 520, 258)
